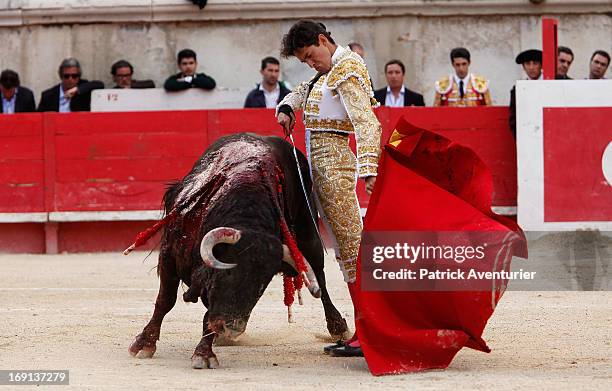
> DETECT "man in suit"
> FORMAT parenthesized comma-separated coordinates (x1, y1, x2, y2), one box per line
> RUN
(509, 49, 542, 137)
(556, 46, 574, 80)
(0, 69, 35, 114)
(374, 60, 425, 107)
(111, 60, 155, 89)
(244, 57, 290, 108)
(588, 50, 610, 79)
(164, 49, 216, 91)
(38, 58, 104, 112)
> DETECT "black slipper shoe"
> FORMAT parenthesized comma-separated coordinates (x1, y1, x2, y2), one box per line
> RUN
(329, 344, 364, 357)
(323, 340, 345, 354)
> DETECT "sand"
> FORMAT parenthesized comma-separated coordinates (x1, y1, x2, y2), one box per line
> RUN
(0, 252, 610, 390)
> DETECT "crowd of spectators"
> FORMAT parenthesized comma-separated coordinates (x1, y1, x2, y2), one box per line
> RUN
(0, 43, 609, 115)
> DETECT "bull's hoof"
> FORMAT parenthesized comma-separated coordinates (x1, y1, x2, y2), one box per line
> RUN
(330, 329, 352, 343)
(135, 347, 156, 358)
(191, 354, 219, 369)
(328, 317, 351, 342)
(128, 335, 157, 358)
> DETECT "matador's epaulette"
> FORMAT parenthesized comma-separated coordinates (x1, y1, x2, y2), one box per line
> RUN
(325, 50, 374, 99)
(435, 75, 453, 94)
(472, 75, 489, 94)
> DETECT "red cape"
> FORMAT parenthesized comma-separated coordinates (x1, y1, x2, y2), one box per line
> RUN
(355, 117, 527, 375)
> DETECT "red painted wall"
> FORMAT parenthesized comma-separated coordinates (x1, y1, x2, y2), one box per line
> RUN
(0, 107, 515, 253)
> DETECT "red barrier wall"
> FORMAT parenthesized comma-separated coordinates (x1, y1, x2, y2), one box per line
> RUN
(0, 107, 515, 253)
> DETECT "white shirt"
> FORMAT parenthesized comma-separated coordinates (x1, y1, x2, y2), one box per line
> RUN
(453, 74, 471, 94)
(259, 83, 280, 109)
(315, 45, 350, 121)
(1, 88, 17, 114)
(385, 86, 405, 107)
(59, 86, 71, 113)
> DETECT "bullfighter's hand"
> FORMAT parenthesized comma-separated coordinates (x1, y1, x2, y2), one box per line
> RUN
(365, 176, 376, 195)
(277, 112, 295, 137)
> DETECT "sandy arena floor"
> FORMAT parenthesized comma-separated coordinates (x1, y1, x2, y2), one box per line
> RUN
(0, 252, 610, 390)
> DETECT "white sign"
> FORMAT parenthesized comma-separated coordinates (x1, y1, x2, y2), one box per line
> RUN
(91, 87, 252, 112)
(516, 80, 612, 231)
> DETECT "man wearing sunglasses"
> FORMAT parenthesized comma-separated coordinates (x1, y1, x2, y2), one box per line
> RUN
(38, 57, 104, 112)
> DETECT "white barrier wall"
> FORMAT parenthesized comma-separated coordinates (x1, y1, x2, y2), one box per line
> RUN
(517, 80, 612, 231)
(91, 88, 252, 111)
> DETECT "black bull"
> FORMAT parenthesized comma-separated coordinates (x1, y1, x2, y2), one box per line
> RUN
(129, 133, 350, 368)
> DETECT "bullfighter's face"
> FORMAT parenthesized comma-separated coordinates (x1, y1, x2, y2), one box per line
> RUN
(295, 34, 335, 74)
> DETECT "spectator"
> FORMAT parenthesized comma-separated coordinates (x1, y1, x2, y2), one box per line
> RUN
(0, 69, 35, 114)
(374, 60, 424, 107)
(509, 49, 542, 137)
(164, 49, 216, 91)
(348, 42, 365, 59)
(37, 58, 104, 112)
(588, 50, 610, 79)
(244, 57, 291, 108)
(556, 46, 574, 79)
(111, 60, 155, 89)
(434, 47, 492, 106)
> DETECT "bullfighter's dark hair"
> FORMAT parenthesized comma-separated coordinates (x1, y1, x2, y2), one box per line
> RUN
(280, 20, 335, 58)
(450, 47, 471, 63)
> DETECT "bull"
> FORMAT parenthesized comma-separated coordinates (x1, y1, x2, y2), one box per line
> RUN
(128, 133, 350, 368)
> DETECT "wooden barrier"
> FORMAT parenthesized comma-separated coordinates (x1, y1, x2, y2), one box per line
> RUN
(0, 107, 516, 253)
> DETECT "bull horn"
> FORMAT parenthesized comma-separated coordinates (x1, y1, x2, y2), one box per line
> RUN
(200, 227, 241, 269)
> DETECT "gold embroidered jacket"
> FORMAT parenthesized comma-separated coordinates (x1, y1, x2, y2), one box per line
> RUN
(433, 74, 492, 106)
(278, 46, 382, 178)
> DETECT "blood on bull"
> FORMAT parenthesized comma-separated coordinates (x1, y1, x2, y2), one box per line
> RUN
(124, 133, 349, 369)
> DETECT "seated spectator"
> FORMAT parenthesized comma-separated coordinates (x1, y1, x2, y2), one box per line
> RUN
(556, 46, 574, 79)
(244, 57, 290, 108)
(111, 60, 155, 89)
(374, 60, 424, 107)
(588, 50, 610, 79)
(38, 58, 104, 112)
(0, 69, 35, 114)
(164, 49, 216, 91)
(509, 49, 542, 137)
(434, 47, 492, 106)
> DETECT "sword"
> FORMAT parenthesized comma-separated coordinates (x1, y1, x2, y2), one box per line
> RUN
(288, 133, 327, 255)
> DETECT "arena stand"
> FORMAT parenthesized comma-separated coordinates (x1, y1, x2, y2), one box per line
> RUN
(0, 107, 516, 253)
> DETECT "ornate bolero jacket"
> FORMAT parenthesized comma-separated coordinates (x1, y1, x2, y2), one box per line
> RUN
(277, 46, 382, 178)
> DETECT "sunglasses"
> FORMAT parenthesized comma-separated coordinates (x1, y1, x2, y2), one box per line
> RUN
(62, 73, 80, 80)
